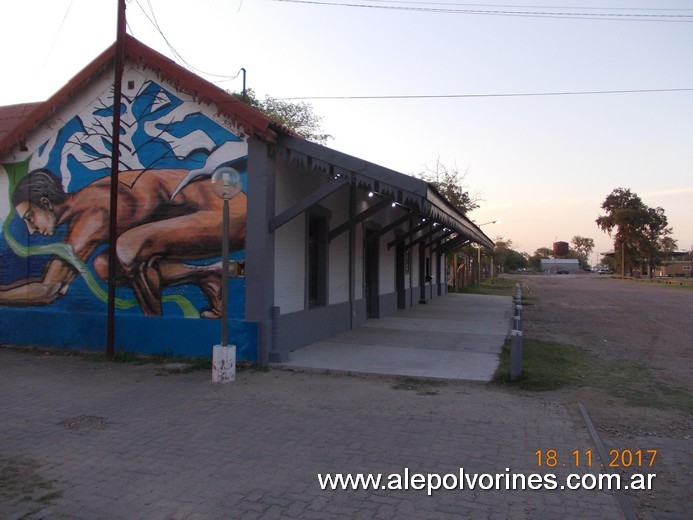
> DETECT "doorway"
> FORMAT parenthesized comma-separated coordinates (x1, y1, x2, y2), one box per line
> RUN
(395, 242, 406, 309)
(364, 230, 380, 319)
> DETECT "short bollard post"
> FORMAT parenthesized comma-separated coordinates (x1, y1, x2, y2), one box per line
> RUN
(514, 304, 523, 332)
(511, 283, 522, 380)
(510, 329, 523, 381)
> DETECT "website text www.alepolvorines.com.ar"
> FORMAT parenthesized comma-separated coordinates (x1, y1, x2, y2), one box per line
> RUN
(318, 468, 656, 496)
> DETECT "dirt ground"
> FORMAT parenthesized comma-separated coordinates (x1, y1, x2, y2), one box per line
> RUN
(516, 273, 692, 518)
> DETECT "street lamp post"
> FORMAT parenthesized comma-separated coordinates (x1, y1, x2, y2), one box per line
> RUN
(476, 220, 498, 284)
(477, 245, 481, 285)
(210, 166, 243, 383)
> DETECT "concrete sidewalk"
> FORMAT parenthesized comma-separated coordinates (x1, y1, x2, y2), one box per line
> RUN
(279, 293, 513, 381)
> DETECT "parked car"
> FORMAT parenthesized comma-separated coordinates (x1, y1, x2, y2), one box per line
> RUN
(556, 270, 569, 274)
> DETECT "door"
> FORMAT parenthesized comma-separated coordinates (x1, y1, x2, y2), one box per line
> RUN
(396, 242, 406, 309)
(364, 231, 380, 319)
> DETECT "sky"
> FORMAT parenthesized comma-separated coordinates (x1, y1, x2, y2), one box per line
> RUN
(1, 0, 692, 265)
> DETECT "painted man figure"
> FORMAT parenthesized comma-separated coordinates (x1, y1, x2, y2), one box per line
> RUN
(1, 168, 246, 317)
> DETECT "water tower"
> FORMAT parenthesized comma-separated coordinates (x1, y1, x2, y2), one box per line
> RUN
(553, 241, 569, 258)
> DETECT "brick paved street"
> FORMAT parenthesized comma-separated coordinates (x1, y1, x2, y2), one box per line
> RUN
(1, 347, 624, 519)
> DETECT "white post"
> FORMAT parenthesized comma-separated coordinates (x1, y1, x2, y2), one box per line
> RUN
(212, 345, 236, 383)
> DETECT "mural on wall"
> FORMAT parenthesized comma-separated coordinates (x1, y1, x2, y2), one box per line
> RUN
(0, 76, 248, 320)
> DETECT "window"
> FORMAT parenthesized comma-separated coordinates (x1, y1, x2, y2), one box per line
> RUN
(307, 213, 328, 307)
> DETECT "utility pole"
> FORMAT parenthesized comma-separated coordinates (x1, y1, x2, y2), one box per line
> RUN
(106, 0, 126, 359)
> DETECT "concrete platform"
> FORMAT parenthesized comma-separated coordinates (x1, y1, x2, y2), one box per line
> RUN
(278, 292, 513, 381)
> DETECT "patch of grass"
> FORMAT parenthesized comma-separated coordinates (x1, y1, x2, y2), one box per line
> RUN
(391, 377, 447, 396)
(634, 277, 693, 290)
(494, 338, 594, 391)
(459, 277, 520, 297)
(1, 344, 217, 373)
(2, 344, 85, 359)
(237, 361, 270, 373)
(0, 454, 62, 510)
(76, 349, 215, 371)
(587, 360, 692, 413)
(160, 357, 214, 374)
(493, 338, 693, 414)
(37, 490, 63, 503)
(83, 350, 155, 364)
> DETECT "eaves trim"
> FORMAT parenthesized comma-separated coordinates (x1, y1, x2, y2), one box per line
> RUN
(276, 133, 494, 249)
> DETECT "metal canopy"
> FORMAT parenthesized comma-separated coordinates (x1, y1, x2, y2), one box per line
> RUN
(328, 196, 393, 241)
(436, 236, 471, 255)
(387, 220, 431, 249)
(268, 177, 348, 232)
(407, 227, 454, 251)
(275, 134, 495, 250)
(364, 212, 413, 245)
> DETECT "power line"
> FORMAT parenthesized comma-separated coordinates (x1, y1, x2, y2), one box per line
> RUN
(271, 0, 693, 22)
(278, 88, 693, 101)
(360, 0, 693, 11)
(132, 0, 245, 81)
(39, 0, 76, 74)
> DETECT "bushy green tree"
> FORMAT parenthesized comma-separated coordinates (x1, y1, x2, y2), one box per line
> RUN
(528, 247, 553, 271)
(491, 238, 528, 273)
(639, 206, 675, 278)
(417, 158, 479, 214)
(231, 88, 331, 144)
(596, 188, 674, 277)
(596, 188, 645, 275)
(571, 236, 594, 268)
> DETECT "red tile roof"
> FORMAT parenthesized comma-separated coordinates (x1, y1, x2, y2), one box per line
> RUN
(0, 34, 277, 158)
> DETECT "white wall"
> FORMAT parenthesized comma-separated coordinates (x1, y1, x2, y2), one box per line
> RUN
(379, 229, 395, 294)
(323, 189, 349, 304)
(273, 161, 312, 314)
(273, 160, 358, 313)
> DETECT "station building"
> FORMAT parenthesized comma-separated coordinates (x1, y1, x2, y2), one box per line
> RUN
(0, 35, 493, 363)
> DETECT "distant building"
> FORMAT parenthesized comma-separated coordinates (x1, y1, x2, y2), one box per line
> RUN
(601, 251, 691, 278)
(540, 259, 580, 274)
(654, 257, 692, 278)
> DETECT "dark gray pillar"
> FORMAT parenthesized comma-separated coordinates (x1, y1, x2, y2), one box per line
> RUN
(349, 181, 356, 328)
(245, 139, 277, 363)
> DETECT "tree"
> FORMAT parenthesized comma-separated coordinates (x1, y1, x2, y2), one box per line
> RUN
(596, 188, 674, 277)
(659, 236, 678, 254)
(491, 238, 528, 273)
(230, 89, 331, 144)
(571, 235, 595, 268)
(507, 250, 529, 272)
(491, 238, 511, 274)
(639, 206, 675, 278)
(596, 188, 645, 276)
(417, 158, 480, 214)
(528, 247, 552, 271)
